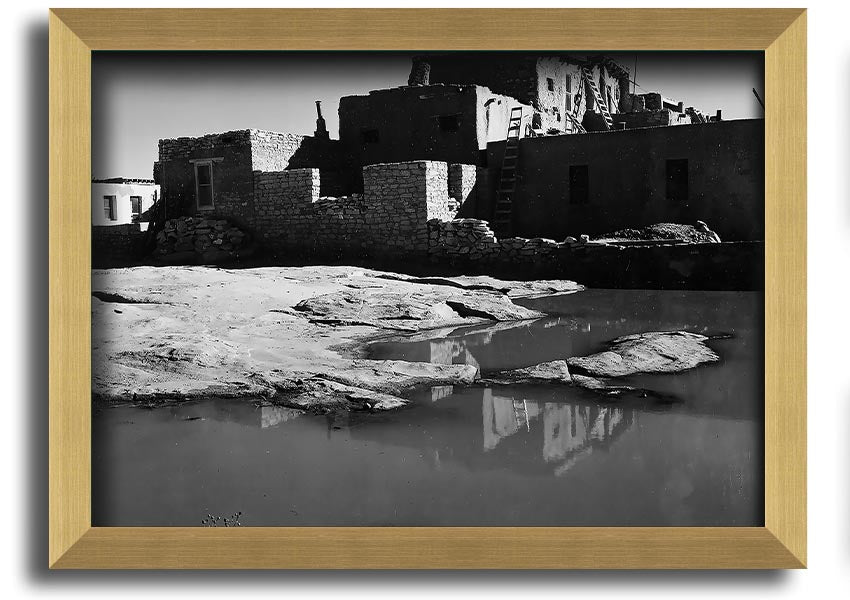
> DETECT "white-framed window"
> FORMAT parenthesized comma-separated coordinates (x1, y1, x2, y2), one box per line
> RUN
(103, 195, 116, 221)
(194, 160, 214, 209)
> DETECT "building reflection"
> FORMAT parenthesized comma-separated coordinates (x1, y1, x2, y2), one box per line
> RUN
(163, 400, 303, 429)
(480, 388, 635, 476)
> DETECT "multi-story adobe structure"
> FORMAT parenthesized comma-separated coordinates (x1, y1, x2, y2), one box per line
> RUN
(151, 52, 762, 255)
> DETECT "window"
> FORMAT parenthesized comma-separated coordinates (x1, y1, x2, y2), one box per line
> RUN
(565, 74, 572, 91)
(554, 108, 562, 122)
(666, 159, 689, 203)
(569, 166, 589, 205)
(194, 161, 214, 209)
(360, 129, 380, 144)
(130, 196, 142, 222)
(438, 114, 460, 132)
(103, 196, 116, 221)
(546, 77, 555, 92)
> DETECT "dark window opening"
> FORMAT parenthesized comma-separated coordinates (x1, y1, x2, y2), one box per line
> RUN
(554, 108, 562, 122)
(195, 162, 214, 208)
(546, 77, 554, 92)
(130, 196, 142, 222)
(438, 115, 460, 132)
(103, 196, 116, 221)
(566, 74, 572, 91)
(569, 165, 589, 205)
(666, 159, 689, 202)
(360, 129, 380, 144)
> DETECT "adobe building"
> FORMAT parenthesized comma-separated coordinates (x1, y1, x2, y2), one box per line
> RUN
(92, 177, 160, 227)
(153, 124, 348, 230)
(338, 84, 531, 183)
(147, 51, 763, 278)
(409, 53, 631, 134)
(483, 118, 764, 241)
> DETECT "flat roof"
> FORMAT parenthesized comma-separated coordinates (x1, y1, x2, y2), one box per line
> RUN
(92, 177, 156, 185)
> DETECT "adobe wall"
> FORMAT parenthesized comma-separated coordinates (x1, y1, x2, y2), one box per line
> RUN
(338, 85, 530, 185)
(92, 182, 159, 226)
(414, 54, 589, 135)
(611, 108, 691, 129)
(417, 54, 540, 107)
(484, 119, 765, 241)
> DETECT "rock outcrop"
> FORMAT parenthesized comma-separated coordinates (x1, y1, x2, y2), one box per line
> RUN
(91, 265, 558, 412)
(567, 331, 719, 377)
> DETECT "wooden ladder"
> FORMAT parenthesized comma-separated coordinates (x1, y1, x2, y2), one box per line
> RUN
(513, 399, 530, 432)
(493, 106, 523, 237)
(581, 66, 613, 130)
(568, 75, 587, 134)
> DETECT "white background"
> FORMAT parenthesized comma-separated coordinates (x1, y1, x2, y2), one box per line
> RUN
(1, 0, 845, 596)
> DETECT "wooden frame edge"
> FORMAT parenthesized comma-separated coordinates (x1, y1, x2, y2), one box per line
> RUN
(51, 7, 805, 51)
(52, 527, 801, 570)
(48, 8, 91, 568)
(48, 8, 807, 569)
(763, 8, 807, 568)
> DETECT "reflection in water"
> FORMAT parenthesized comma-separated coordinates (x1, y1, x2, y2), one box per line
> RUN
(93, 289, 763, 527)
(480, 389, 633, 475)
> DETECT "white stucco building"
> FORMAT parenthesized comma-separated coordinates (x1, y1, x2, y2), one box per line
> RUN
(92, 178, 160, 226)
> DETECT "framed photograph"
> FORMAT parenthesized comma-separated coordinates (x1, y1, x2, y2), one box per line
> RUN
(50, 8, 806, 569)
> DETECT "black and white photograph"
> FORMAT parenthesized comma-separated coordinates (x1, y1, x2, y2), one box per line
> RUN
(89, 50, 765, 528)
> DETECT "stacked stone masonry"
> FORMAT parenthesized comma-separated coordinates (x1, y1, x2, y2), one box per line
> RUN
(427, 218, 564, 266)
(247, 159, 580, 268)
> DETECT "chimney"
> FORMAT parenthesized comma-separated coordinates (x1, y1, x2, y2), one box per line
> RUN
(715, 109, 722, 121)
(408, 58, 431, 86)
(314, 100, 329, 139)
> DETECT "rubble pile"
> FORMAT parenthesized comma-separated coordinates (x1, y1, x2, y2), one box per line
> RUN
(155, 216, 252, 263)
(594, 222, 721, 244)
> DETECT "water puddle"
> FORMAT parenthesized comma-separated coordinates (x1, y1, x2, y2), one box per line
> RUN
(93, 289, 763, 526)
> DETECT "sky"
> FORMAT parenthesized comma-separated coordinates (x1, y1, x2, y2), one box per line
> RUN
(92, 51, 764, 179)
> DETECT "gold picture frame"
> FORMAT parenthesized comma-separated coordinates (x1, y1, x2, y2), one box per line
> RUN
(49, 8, 806, 569)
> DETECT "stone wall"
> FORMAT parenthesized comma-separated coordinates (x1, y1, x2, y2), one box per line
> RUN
(362, 161, 452, 257)
(249, 130, 311, 172)
(425, 217, 762, 289)
(156, 130, 256, 226)
(155, 129, 351, 228)
(427, 218, 563, 269)
(249, 130, 350, 196)
(92, 223, 148, 266)
(251, 161, 452, 260)
(448, 163, 477, 208)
